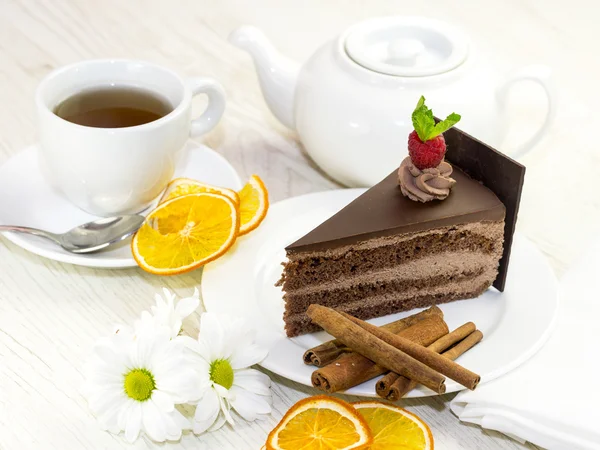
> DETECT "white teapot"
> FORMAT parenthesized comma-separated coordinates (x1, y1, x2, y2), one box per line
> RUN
(230, 17, 555, 187)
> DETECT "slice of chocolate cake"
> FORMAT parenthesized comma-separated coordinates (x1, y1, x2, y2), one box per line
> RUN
(279, 98, 525, 337)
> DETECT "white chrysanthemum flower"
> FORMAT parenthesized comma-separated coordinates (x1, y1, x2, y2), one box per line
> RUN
(184, 312, 272, 434)
(113, 288, 200, 339)
(83, 327, 205, 443)
(136, 288, 200, 338)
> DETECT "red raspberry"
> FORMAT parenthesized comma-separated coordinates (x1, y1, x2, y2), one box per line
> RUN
(408, 130, 446, 170)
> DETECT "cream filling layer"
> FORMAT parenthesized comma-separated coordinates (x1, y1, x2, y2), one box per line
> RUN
(285, 250, 498, 296)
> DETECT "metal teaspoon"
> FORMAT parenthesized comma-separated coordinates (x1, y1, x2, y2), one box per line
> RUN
(0, 215, 146, 254)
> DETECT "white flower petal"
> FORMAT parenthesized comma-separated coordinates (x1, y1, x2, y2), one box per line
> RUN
(156, 368, 202, 404)
(152, 390, 174, 413)
(213, 383, 231, 399)
(162, 287, 176, 303)
(233, 369, 272, 396)
(162, 355, 210, 387)
(150, 343, 185, 378)
(153, 349, 209, 403)
(198, 313, 225, 359)
(171, 407, 192, 431)
(132, 288, 202, 338)
(129, 335, 156, 369)
(190, 354, 212, 378)
(171, 323, 182, 339)
(229, 387, 272, 421)
(156, 289, 175, 311)
(87, 389, 126, 418)
(141, 401, 167, 442)
(134, 316, 157, 337)
(133, 328, 172, 368)
(154, 292, 165, 308)
(217, 391, 234, 425)
(163, 417, 182, 441)
(176, 335, 201, 352)
(94, 341, 127, 368)
(193, 339, 214, 362)
(100, 410, 121, 434)
(117, 398, 135, 430)
(193, 388, 220, 434)
(124, 402, 142, 443)
(229, 344, 268, 369)
(95, 396, 128, 433)
(85, 368, 123, 386)
(178, 339, 214, 371)
(207, 413, 227, 432)
(219, 316, 249, 359)
(175, 295, 200, 319)
(158, 401, 183, 441)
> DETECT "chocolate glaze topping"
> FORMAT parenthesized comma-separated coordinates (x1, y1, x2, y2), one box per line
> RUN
(287, 165, 504, 252)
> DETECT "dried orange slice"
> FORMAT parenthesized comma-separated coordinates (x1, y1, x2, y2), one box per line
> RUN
(132, 193, 239, 275)
(353, 402, 434, 450)
(266, 396, 372, 450)
(238, 174, 268, 236)
(160, 177, 239, 205)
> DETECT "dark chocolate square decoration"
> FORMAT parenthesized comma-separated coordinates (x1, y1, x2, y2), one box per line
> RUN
(441, 122, 526, 292)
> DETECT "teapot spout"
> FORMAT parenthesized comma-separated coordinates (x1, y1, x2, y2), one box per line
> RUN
(229, 26, 299, 130)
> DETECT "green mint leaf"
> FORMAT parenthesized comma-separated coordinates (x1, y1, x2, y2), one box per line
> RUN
(415, 95, 425, 110)
(411, 96, 435, 141)
(430, 112, 461, 139)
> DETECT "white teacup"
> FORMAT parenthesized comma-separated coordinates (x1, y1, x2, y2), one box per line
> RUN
(36, 59, 226, 216)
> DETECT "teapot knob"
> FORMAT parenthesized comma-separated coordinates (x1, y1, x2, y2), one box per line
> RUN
(387, 38, 425, 66)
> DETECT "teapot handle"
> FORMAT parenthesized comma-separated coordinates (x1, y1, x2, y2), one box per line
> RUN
(496, 65, 556, 159)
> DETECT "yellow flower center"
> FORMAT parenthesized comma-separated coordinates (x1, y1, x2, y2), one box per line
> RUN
(124, 368, 156, 401)
(210, 359, 234, 389)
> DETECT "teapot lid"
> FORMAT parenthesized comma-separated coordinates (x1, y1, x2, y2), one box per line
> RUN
(344, 17, 469, 77)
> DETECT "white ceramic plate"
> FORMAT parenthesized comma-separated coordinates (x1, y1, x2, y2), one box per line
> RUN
(0, 142, 242, 268)
(202, 189, 559, 398)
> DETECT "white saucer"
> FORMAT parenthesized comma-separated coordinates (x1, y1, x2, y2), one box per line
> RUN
(202, 189, 559, 398)
(0, 142, 242, 268)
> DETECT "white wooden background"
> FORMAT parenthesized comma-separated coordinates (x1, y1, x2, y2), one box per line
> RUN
(1, 0, 598, 448)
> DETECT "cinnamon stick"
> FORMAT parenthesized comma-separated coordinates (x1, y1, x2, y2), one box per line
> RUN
(376, 373, 401, 398)
(311, 315, 448, 393)
(340, 311, 480, 390)
(387, 330, 483, 400)
(443, 329, 483, 359)
(376, 323, 478, 400)
(307, 305, 447, 394)
(303, 306, 443, 366)
(427, 322, 477, 353)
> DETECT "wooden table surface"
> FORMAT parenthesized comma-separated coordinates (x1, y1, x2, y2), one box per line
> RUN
(1, 0, 597, 449)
